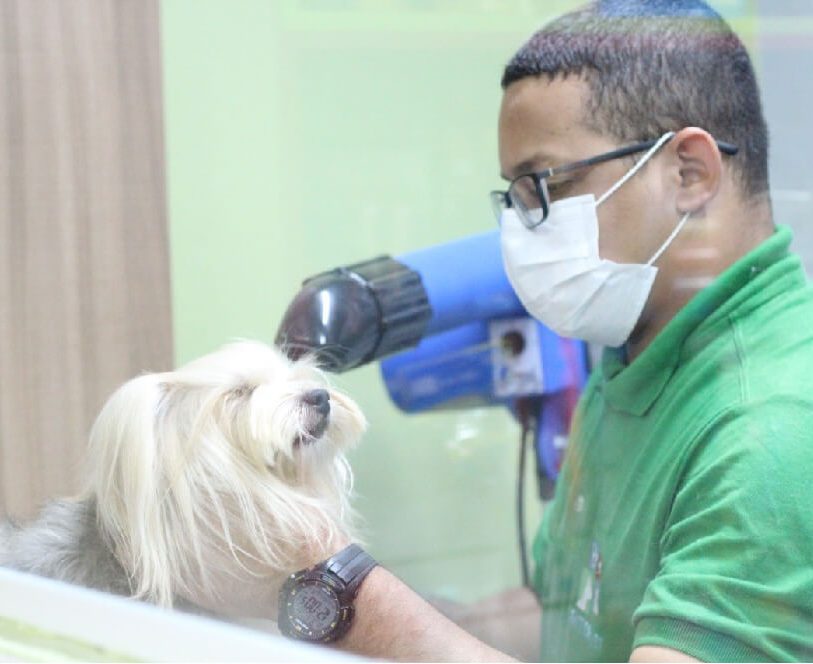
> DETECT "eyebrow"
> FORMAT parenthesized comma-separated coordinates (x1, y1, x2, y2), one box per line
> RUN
(500, 152, 559, 181)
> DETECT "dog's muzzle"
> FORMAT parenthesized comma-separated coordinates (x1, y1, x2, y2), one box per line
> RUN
(296, 389, 331, 446)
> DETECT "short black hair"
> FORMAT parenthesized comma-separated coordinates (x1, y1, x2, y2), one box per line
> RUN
(502, 0, 769, 197)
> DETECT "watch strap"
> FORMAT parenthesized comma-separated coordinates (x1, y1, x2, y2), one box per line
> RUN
(322, 543, 378, 598)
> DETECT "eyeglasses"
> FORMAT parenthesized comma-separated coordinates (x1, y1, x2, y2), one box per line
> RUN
(490, 137, 739, 229)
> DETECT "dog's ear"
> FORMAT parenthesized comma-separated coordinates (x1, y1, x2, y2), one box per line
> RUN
(85, 372, 177, 607)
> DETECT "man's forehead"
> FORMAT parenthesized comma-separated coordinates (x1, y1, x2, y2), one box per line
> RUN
(498, 76, 593, 179)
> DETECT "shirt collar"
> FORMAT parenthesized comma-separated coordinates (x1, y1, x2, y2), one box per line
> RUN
(600, 225, 798, 416)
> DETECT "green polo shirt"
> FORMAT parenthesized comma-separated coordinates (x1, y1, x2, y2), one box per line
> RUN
(534, 225, 813, 662)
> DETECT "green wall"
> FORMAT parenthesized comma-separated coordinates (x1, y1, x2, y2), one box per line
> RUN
(160, 0, 754, 602)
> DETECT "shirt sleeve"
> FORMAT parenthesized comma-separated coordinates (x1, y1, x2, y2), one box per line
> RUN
(632, 398, 813, 662)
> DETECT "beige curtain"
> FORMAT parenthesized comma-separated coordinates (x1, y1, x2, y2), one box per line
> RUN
(0, 0, 172, 519)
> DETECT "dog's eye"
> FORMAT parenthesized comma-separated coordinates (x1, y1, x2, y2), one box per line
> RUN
(230, 384, 255, 399)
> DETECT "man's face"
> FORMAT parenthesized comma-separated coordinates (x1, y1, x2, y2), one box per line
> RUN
(497, 75, 677, 270)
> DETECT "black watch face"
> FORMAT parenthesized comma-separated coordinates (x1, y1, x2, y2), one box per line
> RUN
(287, 580, 341, 640)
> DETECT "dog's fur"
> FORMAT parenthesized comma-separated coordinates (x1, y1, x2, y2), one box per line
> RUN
(0, 340, 366, 620)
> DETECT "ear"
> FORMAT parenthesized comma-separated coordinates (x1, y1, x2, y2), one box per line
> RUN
(86, 372, 176, 607)
(672, 127, 723, 215)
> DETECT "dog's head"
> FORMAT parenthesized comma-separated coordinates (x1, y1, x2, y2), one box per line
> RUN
(84, 340, 367, 609)
(171, 340, 366, 471)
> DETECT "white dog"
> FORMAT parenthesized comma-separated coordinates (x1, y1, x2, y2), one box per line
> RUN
(0, 340, 367, 621)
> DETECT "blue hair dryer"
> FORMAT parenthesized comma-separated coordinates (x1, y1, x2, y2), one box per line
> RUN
(276, 229, 588, 495)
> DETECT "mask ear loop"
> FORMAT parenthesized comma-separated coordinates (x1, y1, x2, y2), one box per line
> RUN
(592, 130, 688, 266)
(647, 211, 692, 266)
(596, 131, 676, 208)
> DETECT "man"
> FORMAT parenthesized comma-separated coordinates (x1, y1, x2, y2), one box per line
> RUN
(275, 1, 813, 660)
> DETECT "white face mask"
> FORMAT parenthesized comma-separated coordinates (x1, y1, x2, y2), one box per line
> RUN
(500, 132, 691, 348)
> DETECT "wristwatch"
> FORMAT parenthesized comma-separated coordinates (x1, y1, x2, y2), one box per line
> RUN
(278, 543, 378, 643)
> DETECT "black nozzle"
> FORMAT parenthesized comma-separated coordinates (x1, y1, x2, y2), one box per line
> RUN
(275, 256, 432, 372)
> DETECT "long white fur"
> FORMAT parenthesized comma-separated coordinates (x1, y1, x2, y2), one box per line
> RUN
(3, 340, 367, 615)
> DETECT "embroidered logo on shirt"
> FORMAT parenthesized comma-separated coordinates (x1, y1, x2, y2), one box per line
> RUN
(576, 540, 603, 616)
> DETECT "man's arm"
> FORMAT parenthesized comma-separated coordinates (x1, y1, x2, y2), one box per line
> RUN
(429, 586, 541, 662)
(337, 567, 700, 662)
(340, 566, 516, 662)
(629, 646, 700, 662)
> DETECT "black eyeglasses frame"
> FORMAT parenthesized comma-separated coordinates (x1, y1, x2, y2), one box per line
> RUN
(491, 137, 739, 229)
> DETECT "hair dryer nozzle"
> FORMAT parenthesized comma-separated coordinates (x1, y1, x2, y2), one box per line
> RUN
(275, 256, 432, 372)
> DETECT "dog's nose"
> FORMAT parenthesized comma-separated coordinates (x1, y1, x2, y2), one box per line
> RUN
(302, 389, 330, 416)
